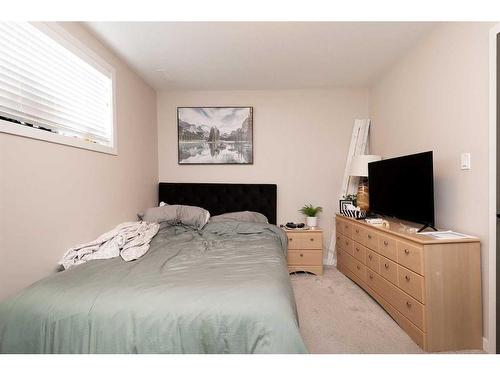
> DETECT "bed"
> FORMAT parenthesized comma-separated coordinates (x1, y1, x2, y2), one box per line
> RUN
(0, 183, 307, 354)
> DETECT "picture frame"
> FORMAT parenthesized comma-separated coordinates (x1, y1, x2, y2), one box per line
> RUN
(177, 106, 253, 165)
(339, 199, 355, 213)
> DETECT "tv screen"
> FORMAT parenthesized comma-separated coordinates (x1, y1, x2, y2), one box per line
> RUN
(368, 151, 434, 226)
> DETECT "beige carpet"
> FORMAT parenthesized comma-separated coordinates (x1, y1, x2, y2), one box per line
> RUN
(290, 266, 483, 354)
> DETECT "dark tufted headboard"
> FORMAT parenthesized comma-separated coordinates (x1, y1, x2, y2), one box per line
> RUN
(158, 183, 277, 224)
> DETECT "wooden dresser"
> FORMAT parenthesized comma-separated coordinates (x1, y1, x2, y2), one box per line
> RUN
(335, 214, 482, 352)
(286, 229, 323, 276)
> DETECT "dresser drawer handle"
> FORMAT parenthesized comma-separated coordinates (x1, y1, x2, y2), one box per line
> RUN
(383, 240, 389, 246)
(384, 263, 389, 269)
(368, 254, 372, 260)
(355, 229, 359, 233)
(405, 275, 411, 281)
(406, 301, 412, 308)
(356, 247, 360, 252)
(369, 274, 374, 279)
(367, 234, 372, 239)
(356, 265, 360, 270)
(289, 238, 293, 242)
(345, 240, 349, 246)
(310, 238, 314, 242)
(404, 249, 410, 254)
(300, 253, 304, 257)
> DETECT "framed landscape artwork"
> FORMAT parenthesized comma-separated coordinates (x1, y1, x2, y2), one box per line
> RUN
(177, 107, 253, 164)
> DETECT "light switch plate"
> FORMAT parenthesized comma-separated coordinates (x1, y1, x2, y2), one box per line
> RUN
(461, 153, 471, 170)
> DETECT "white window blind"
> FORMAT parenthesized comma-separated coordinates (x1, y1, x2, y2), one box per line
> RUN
(0, 22, 114, 148)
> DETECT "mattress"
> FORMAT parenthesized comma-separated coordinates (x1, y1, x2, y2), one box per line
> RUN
(0, 221, 307, 354)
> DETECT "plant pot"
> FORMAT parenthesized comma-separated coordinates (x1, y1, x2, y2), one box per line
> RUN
(306, 216, 317, 228)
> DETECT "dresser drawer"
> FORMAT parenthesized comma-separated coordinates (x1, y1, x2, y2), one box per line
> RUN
(352, 242, 366, 263)
(398, 266, 425, 303)
(335, 217, 344, 235)
(288, 249, 322, 265)
(352, 224, 364, 243)
(378, 234, 398, 261)
(363, 228, 379, 250)
(366, 269, 424, 330)
(336, 248, 345, 266)
(352, 259, 366, 283)
(335, 232, 344, 249)
(365, 248, 380, 273)
(338, 234, 354, 256)
(397, 241, 424, 275)
(342, 220, 353, 238)
(379, 257, 398, 285)
(288, 232, 322, 249)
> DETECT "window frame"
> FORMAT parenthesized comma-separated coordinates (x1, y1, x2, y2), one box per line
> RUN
(0, 22, 118, 155)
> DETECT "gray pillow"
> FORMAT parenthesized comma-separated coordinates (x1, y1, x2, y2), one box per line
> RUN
(139, 205, 178, 223)
(139, 204, 210, 230)
(177, 205, 210, 230)
(210, 211, 268, 224)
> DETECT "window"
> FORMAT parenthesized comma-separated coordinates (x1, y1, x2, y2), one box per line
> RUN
(0, 22, 116, 154)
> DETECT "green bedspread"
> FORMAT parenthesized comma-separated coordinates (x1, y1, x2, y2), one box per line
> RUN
(0, 221, 307, 354)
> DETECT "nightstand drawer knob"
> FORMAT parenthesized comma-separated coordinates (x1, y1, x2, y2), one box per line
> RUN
(406, 301, 412, 308)
(368, 234, 372, 239)
(355, 229, 359, 233)
(404, 249, 410, 254)
(383, 240, 389, 246)
(368, 254, 372, 260)
(289, 238, 293, 242)
(356, 265, 360, 270)
(384, 263, 389, 269)
(300, 253, 304, 257)
(405, 275, 411, 281)
(369, 274, 373, 279)
(310, 238, 314, 242)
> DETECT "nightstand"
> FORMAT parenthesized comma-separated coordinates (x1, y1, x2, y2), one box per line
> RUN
(286, 229, 323, 276)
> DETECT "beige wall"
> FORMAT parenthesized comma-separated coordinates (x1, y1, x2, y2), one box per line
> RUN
(158, 89, 370, 257)
(369, 22, 494, 348)
(0, 22, 158, 301)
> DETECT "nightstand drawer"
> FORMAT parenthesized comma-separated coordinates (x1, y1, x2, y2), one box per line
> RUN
(288, 250, 322, 265)
(288, 232, 322, 249)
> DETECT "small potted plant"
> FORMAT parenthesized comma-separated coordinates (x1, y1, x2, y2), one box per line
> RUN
(299, 204, 323, 228)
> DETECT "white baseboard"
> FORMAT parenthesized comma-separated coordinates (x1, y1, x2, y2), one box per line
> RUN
(483, 337, 489, 353)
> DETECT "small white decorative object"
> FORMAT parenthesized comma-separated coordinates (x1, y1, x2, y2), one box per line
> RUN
(306, 216, 318, 228)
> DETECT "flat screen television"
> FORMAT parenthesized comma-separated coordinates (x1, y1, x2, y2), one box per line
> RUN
(368, 151, 435, 229)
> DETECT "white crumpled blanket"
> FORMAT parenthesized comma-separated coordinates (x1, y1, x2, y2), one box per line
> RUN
(59, 221, 160, 270)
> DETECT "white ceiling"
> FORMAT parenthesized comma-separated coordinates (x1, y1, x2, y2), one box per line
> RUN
(85, 22, 437, 91)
